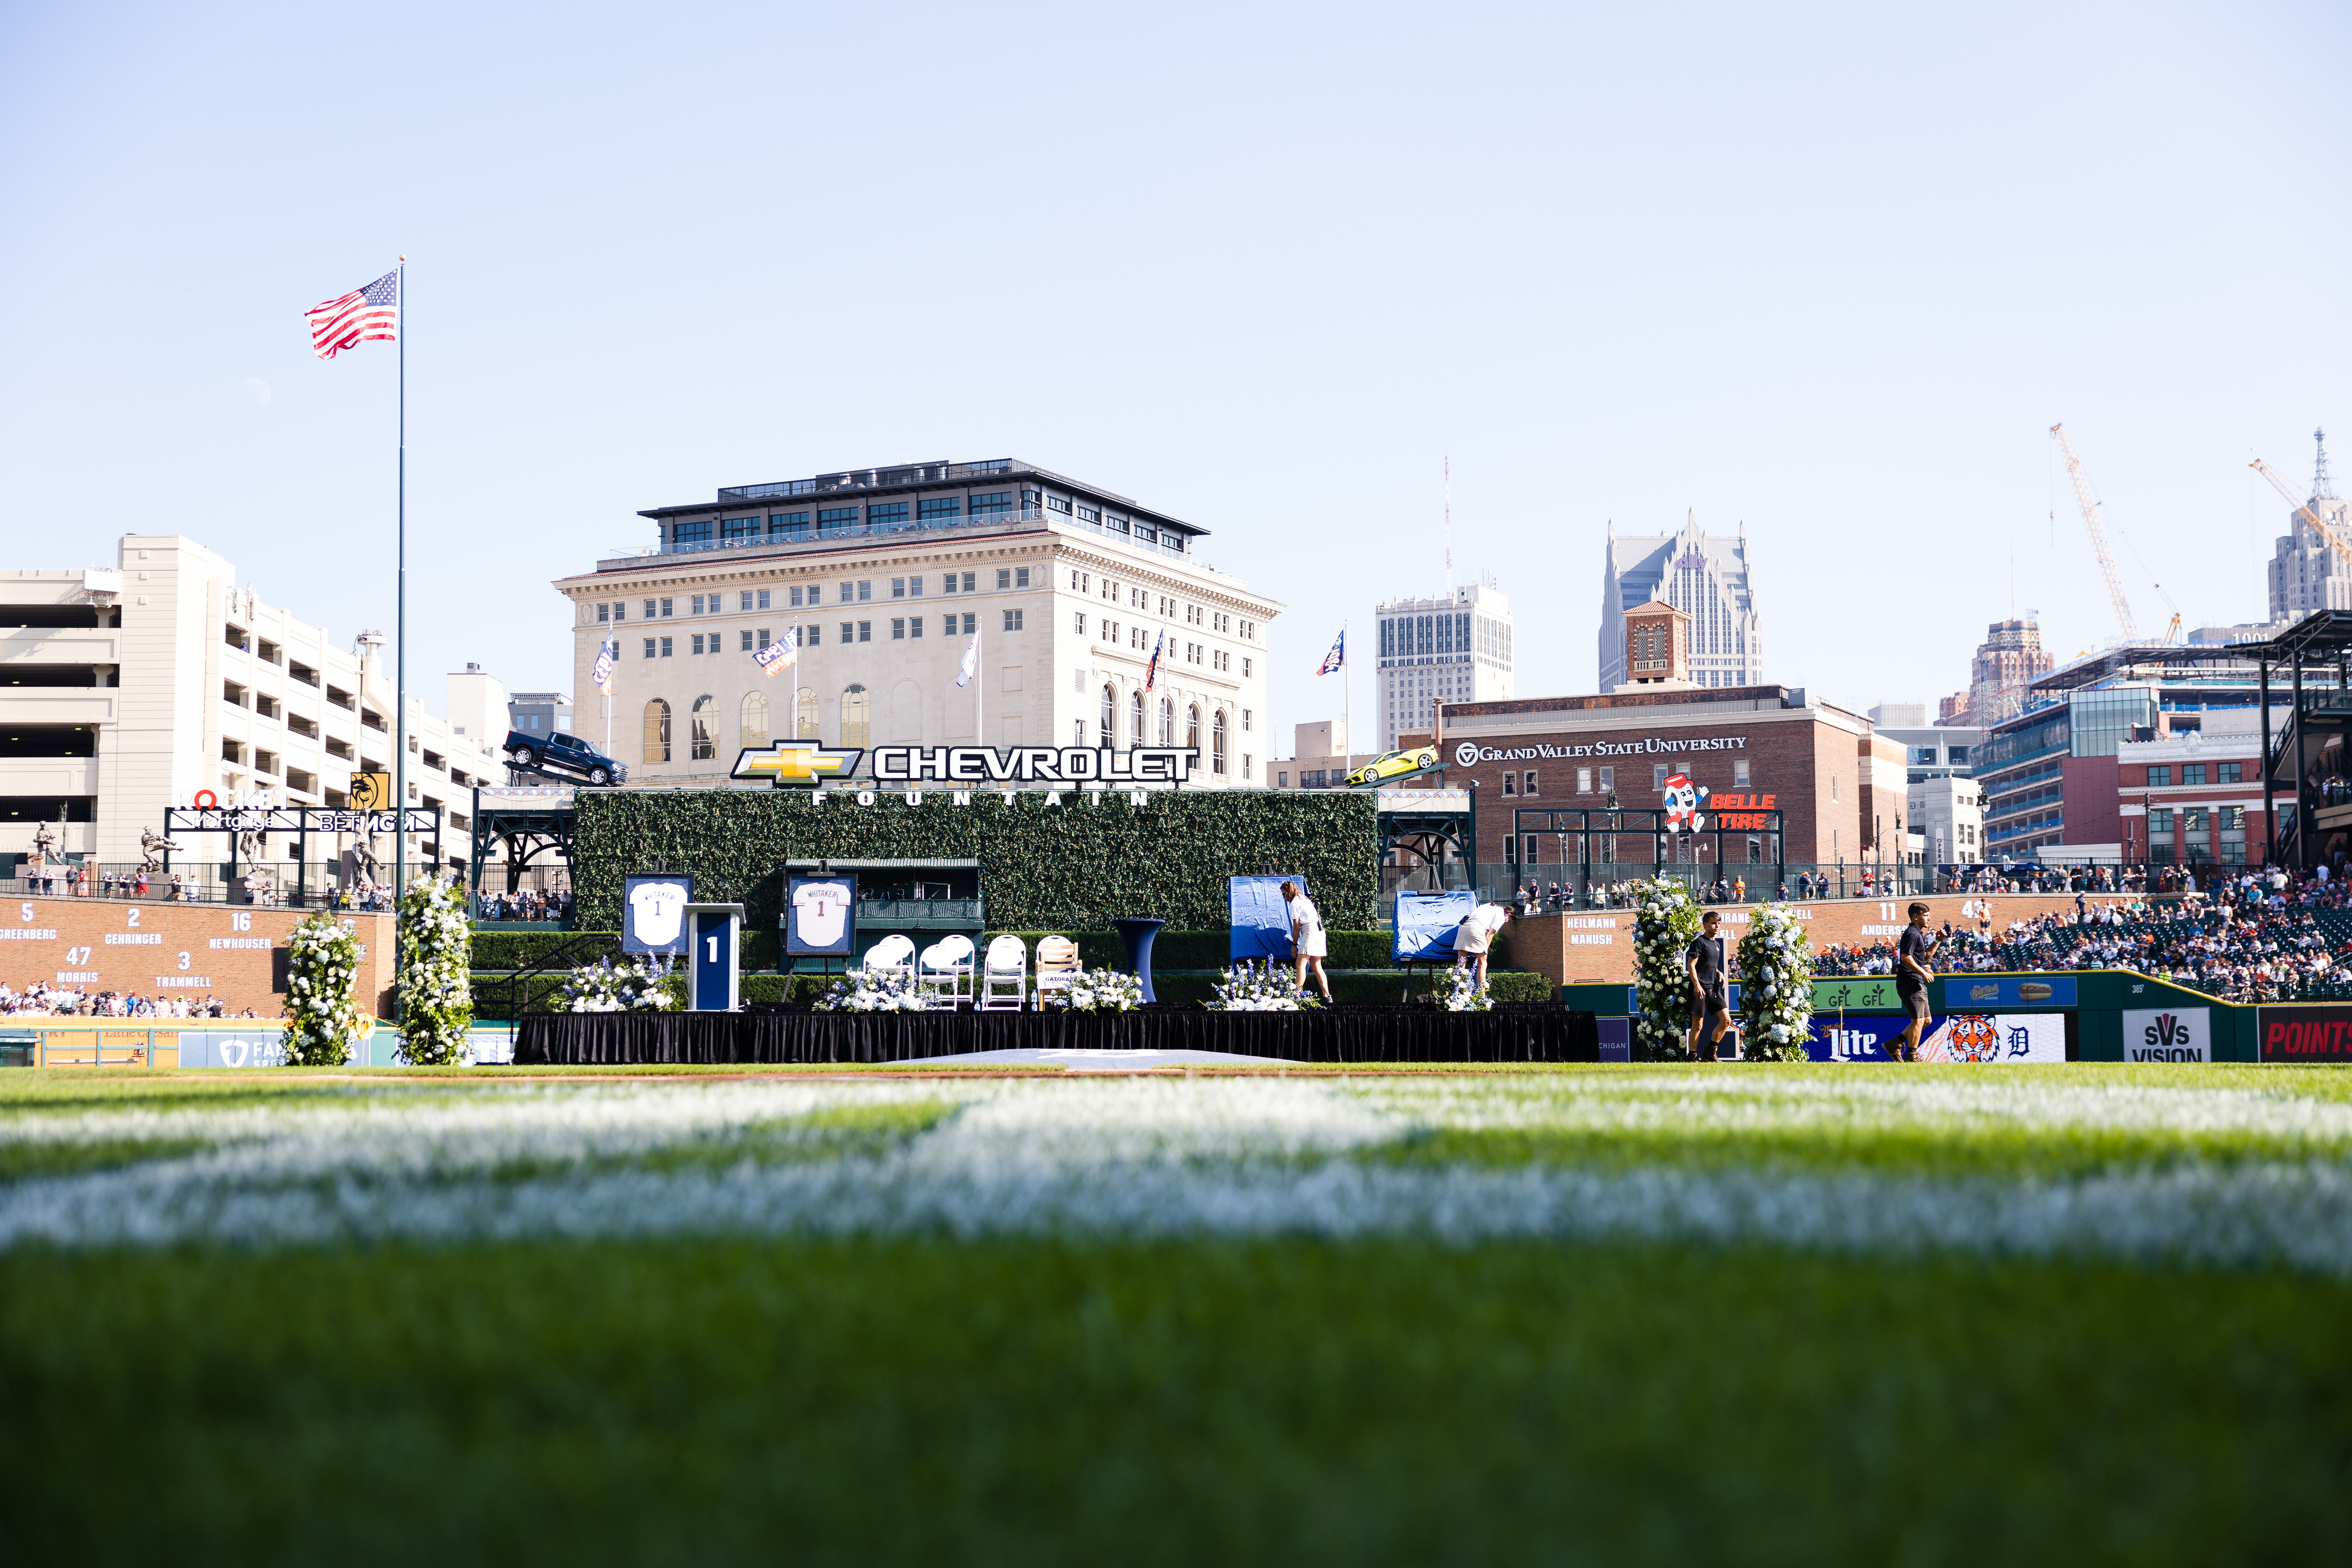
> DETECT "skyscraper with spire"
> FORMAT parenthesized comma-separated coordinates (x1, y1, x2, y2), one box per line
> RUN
(2267, 429, 2352, 620)
(1598, 512, 1763, 690)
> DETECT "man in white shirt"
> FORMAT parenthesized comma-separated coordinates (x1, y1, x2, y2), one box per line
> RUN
(1281, 880, 1332, 1003)
(1454, 902, 1513, 988)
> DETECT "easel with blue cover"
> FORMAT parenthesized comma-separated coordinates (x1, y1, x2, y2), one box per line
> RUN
(1393, 889, 1475, 1000)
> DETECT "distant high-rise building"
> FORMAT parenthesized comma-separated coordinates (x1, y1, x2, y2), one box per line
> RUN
(1599, 513, 1762, 690)
(2267, 429, 2352, 621)
(1956, 618, 2053, 728)
(1375, 581, 1512, 748)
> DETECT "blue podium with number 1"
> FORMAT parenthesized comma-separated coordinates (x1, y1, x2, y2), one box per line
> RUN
(682, 903, 743, 1012)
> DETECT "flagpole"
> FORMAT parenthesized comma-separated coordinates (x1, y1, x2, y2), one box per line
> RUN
(976, 626, 985, 751)
(393, 255, 408, 982)
(1343, 618, 1351, 774)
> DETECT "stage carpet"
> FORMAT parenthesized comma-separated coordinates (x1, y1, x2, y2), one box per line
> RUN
(514, 1007, 1598, 1067)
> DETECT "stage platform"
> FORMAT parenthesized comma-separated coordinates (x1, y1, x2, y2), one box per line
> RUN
(514, 1007, 1598, 1067)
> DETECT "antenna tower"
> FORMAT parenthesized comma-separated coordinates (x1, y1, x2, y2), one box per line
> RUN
(2315, 428, 2336, 501)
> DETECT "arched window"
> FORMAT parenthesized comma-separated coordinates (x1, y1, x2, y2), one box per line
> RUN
(840, 684, 870, 748)
(690, 696, 717, 761)
(1099, 684, 1117, 747)
(739, 691, 770, 750)
(642, 698, 671, 764)
(1186, 704, 1201, 752)
(796, 686, 820, 739)
(1212, 710, 1228, 775)
(1130, 689, 1145, 748)
(1159, 696, 1175, 747)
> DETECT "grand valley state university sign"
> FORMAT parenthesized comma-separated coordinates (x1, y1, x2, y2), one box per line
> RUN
(732, 741, 1203, 789)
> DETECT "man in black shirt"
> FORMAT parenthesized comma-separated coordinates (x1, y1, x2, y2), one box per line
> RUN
(1684, 909, 1735, 1061)
(1893, 901, 1940, 1063)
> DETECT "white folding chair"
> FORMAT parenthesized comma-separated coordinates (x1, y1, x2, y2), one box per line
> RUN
(978, 934, 1028, 1011)
(919, 934, 976, 1009)
(1033, 935, 1082, 1006)
(862, 933, 917, 985)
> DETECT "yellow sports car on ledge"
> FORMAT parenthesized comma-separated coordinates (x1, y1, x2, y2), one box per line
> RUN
(1346, 746, 1440, 788)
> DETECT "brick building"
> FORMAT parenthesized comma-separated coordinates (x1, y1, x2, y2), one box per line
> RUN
(2116, 707, 2271, 868)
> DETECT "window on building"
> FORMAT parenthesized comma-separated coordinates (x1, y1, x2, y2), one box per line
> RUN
(1523, 771, 1538, 796)
(660, 637, 674, 657)
(2218, 762, 2243, 783)
(858, 621, 872, 642)
(660, 599, 674, 617)
(1003, 609, 1023, 631)
(741, 691, 770, 750)
(840, 622, 853, 643)
(1599, 766, 1614, 792)
(1100, 684, 1116, 746)
(840, 685, 871, 748)
(1578, 767, 1593, 794)
(892, 619, 906, 640)
(723, 516, 760, 540)
(690, 696, 717, 761)
(740, 630, 754, 652)
(919, 498, 960, 521)
(644, 638, 657, 659)
(1654, 763, 1668, 792)
(805, 625, 821, 645)
(1046, 495, 1073, 514)
(597, 603, 609, 622)
(1187, 704, 1202, 752)
(837, 582, 852, 603)
(958, 613, 976, 635)
(1212, 711, 1228, 774)
(818, 508, 859, 535)
(892, 578, 908, 599)
(1130, 690, 1145, 747)
(868, 503, 909, 529)
(997, 569, 1012, 590)
(1076, 612, 1088, 636)
(769, 511, 810, 539)
(674, 520, 712, 544)
(910, 617, 923, 638)
(790, 586, 805, 608)
(2182, 764, 2207, 786)
(643, 699, 671, 763)
(644, 599, 657, 619)
(2146, 765, 2170, 786)
(691, 634, 705, 655)
(969, 491, 1012, 514)
(796, 687, 820, 739)
(1502, 773, 1517, 796)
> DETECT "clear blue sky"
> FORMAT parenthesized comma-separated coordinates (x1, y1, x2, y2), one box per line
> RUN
(5, 1, 2348, 745)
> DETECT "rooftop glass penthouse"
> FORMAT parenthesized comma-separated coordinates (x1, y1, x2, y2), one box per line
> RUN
(625, 459, 1206, 568)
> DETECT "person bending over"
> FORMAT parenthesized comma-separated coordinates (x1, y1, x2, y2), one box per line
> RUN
(1281, 880, 1333, 1003)
(1684, 909, 1735, 1061)
(1454, 901, 1515, 990)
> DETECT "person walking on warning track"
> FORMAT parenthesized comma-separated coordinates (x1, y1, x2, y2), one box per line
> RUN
(1684, 909, 1735, 1060)
(1282, 881, 1333, 1003)
(1892, 900, 1940, 1063)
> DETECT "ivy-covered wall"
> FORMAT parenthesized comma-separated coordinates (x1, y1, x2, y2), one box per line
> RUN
(573, 789, 1380, 947)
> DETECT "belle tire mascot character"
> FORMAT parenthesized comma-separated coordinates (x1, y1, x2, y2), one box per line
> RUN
(1662, 772, 1709, 834)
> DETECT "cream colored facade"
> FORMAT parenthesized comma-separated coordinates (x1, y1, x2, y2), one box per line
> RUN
(557, 509, 1281, 787)
(1, 535, 507, 874)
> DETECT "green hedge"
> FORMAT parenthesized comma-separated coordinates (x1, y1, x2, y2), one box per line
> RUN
(469, 931, 621, 971)
(571, 789, 1380, 951)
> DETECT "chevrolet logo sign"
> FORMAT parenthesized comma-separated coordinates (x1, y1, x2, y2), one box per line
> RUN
(731, 739, 863, 787)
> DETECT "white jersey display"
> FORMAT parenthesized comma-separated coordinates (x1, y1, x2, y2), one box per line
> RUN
(628, 881, 690, 947)
(792, 880, 854, 948)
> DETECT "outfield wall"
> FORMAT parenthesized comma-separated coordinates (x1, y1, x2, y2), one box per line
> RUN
(0, 894, 396, 1019)
(1508, 892, 2123, 990)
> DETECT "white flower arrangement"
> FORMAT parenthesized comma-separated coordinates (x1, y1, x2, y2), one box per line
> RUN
(556, 954, 682, 1014)
(1736, 902, 1816, 1061)
(395, 874, 475, 1066)
(814, 968, 930, 1013)
(280, 912, 367, 1067)
(1631, 877, 1702, 1061)
(1207, 961, 1323, 1011)
(1433, 966, 1492, 1011)
(1041, 969, 1145, 1013)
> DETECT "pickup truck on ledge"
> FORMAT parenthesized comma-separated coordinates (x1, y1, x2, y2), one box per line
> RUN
(504, 729, 627, 786)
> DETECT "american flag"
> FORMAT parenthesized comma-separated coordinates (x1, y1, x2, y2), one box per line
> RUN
(306, 270, 399, 359)
(1316, 629, 1345, 676)
(1143, 630, 1165, 692)
(754, 627, 799, 678)
(592, 637, 618, 694)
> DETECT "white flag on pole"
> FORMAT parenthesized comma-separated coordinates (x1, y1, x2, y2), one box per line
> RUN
(955, 629, 980, 687)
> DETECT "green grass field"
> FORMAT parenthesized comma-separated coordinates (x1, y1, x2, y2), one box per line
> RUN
(5, 1064, 2351, 1563)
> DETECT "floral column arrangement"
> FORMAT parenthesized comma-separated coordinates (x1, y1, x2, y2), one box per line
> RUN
(1630, 875, 1701, 1060)
(281, 912, 368, 1067)
(395, 875, 475, 1066)
(1736, 902, 1816, 1061)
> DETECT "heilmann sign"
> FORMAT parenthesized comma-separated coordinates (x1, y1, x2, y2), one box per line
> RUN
(1453, 736, 1749, 766)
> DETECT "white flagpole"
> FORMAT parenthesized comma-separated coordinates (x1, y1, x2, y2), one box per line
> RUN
(393, 255, 407, 957)
(976, 625, 985, 749)
(1343, 618, 1351, 772)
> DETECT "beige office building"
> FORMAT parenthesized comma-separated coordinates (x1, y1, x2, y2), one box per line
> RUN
(555, 460, 1282, 786)
(2, 535, 508, 877)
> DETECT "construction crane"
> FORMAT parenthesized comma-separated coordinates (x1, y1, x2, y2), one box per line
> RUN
(2050, 423, 2138, 640)
(2249, 453, 2352, 584)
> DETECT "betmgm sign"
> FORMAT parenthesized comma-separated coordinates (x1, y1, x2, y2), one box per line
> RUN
(732, 741, 1202, 789)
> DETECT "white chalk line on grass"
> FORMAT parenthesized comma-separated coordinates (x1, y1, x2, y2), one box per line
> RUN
(4, 1076, 2352, 1271)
